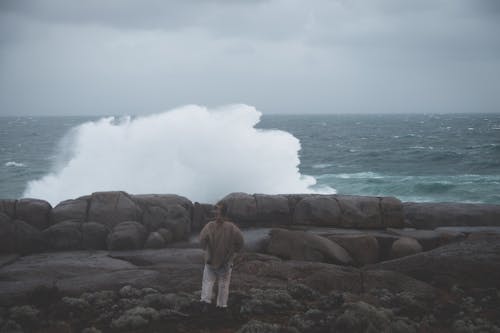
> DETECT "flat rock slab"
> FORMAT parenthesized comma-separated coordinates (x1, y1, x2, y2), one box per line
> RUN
(108, 248, 204, 265)
(434, 226, 500, 235)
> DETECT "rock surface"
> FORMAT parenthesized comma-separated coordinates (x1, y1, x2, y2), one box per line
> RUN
(390, 237, 423, 259)
(88, 191, 141, 229)
(106, 221, 147, 251)
(15, 198, 52, 230)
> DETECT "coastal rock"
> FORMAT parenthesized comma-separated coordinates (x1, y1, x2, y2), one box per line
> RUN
(387, 228, 440, 251)
(12, 220, 46, 254)
(157, 228, 173, 244)
(107, 221, 147, 250)
(337, 195, 382, 228)
(142, 204, 190, 241)
(380, 197, 405, 228)
(255, 194, 291, 225)
(292, 196, 342, 226)
(403, 202, 500, 229)
(369, 235, 500, 288)
(242, 228, 271, 253)
(221, 193, 257, 225)
(327, 234, 379, 266)
(0, 200, 16, 219)
(240, 288, 303, 315)
(192, 202, 213, 231)
(82, 222, 109, 250)
(43, 221, 82, 251)
(15, 199, 51, 230)
(132, 194, 192, 214)
(88, 192, 141, 229)
(0, 213, 15, 253)
(51, 196, 89, 224)
(144, 232, 165, 249)
(390, 237, 423, 259)
(266, 228, 353, 265)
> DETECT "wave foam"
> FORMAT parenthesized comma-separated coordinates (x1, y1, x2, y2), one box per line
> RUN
(23, 104, 326, 205)
(5, 161, 25, 167)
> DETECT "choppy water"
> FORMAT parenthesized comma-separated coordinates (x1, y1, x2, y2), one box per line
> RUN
(1, 112, 499, 204)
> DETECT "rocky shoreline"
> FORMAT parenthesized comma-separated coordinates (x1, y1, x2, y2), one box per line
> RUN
(1, 191, 500, 332)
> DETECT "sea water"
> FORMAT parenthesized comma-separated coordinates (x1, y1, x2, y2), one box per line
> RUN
(1, 106, 499, 205)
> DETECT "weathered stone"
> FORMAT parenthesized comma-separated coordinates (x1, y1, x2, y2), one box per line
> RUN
(107, 221, 147, 250)
(192, 202, 212, 231)
(242, 228, 271, 253)
(132, 194, 192, 214)
(293, 196, 342, 226)
(0, 200, 16, 219)
(221, 192, 257, 225)
(387, 228, 440, 251)
(144, 232, 165, 249)
(82, 222, 109, 250)
(369, 235, 500, 288)
(403, 202, 500, 229)
(0, 213, 15, 253)
(13, 220, 46, 254)
(88, 191, 141, 229)
(142, 204, 190, 241)
(255, 194, 291, 225)
(333, 301, 394, 333)
(51, 196, 89, 224)
(111, 306, 159, 329)
(380, 197, 405, 227)
(43, 221, 82, 251)
(327, 234, 379, 266)
(240, 288, 303, 315)
(15, 198, 51, 230)
(157, 228, 173, 244)
(266, 228, 353, 265)
(391, 237, 423, 259)
(337, 195, 382, 228)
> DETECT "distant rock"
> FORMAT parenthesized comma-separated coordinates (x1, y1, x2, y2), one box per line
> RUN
(292, 196, 342, 226)
(142, 204, 191, 241)
(107, 221, 147, 251)
(387, 228, 440, 251)
(390, 237, 423, 259)
(255, 194, 291, 226)
(0, 212, 15, 253)
(221, 193, 257, 226)
(88, 192, 141, 229)
(337, 195, 382, 228)
(156, 228, 173, 244)
(0, 199, 16, 219)
(266, 228, 353, 265)
(51, 196, 89, 224)
(43, 221, 82, 251)
(12, 219, 46, 254)
(15, 198, 52, 230)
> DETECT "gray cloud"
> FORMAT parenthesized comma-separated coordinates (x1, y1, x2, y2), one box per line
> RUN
(0, 0, 499, 115)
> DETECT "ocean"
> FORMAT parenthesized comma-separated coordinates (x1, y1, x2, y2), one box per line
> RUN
(1, 110, 499, 205)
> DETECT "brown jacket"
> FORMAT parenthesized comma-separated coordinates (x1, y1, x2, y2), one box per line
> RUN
(199, 220, 244, 269)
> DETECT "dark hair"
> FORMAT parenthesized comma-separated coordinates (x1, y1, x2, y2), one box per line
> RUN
(216, 201, 228, 216)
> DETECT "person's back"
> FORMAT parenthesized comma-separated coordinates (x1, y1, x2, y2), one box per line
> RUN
(199, 202, 244, 309)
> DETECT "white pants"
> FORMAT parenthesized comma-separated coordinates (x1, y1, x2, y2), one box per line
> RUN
(200, 263, 233, 307)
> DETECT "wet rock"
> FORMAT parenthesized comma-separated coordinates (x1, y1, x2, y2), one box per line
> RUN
(111, 306, 159, 329)
(15, 198, 51, 230)
(51, 196, 89, 224)
(82, 222, 109, 250)
(107, 221, 147, 250)
(88, 191, 141, 229)
(327, 234, 379, 265)
(266, 228, 353, 265)
(144, 232, 165, 249)
(390, 237, 422, 259)
(43, 221, 82, 251)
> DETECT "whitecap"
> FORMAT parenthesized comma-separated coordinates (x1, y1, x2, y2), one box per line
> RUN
(5, 161, 25, 167)
(312, 163, 332, 169)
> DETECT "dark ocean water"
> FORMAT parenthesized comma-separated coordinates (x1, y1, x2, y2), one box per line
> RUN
(1, 114, 499, 204)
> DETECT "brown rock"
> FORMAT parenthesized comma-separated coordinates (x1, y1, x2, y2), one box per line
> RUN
(337, 195, 381, 228)
(390, 237, 423, 259)
(386, 228, 440, 251)
(380, 197, 405, 227)
(221, 192, 257, 225)
(266, 228, 353, 265)
(82, 222, 109, 250)
(144, 232, 165, 249)
(142, 204, 190, 241)
(107, 221, 147, 250)
(43, 221, 82, 251)
(255, 194, 291, 225)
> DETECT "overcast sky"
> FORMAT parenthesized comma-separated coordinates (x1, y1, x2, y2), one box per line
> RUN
(1, 0, 499, 115)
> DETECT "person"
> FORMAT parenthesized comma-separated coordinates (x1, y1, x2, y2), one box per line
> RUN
(199, 201, 244, 309)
